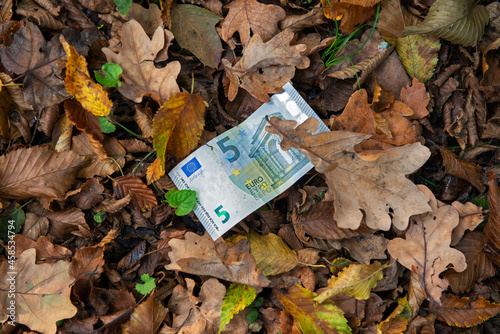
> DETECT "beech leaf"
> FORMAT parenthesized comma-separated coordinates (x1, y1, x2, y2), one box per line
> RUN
(219, 283, 257, 333)
(439, 147, 485, 192)
(275, 285, 351, 334)
(402, 0, 489, 47)
(122, 293, 167, 334)
(387, 185, 467, 304)
(113, 175, 158, 212)
(266, 117, 431, 231)
(170, 4, 222, 68)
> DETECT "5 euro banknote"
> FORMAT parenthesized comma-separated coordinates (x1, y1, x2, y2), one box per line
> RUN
(168, 83, 330, 240)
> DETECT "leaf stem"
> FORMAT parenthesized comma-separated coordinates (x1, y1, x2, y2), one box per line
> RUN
(105, 116, 145, 140)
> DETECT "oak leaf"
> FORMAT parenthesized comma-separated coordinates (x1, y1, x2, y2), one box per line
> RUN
(122, 293, 168, 334)
(220, 0, 285, 46)
(0, 22, 69, 109)
(429, 294, 500, 327)
(274, 285, 351, 334)
(314, 261, 386, 303)
(113, 175, 158, 212)
(0, 249, 77, 334)
(222, 29, 309, 102)
(266, 117, 431, 230)
(166, 232, 270, 287)
(0, 146, 88, 201)
(102, 20, 181, 104)
(450, 201, 484, 245)
(387, 185, 467, 304)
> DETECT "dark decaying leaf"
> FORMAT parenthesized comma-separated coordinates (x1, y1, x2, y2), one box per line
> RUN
(485, 171, 500, 267)
(69, 245, 105, 281)
(439, 147, 485, 192)
(113, 175, 157, 212)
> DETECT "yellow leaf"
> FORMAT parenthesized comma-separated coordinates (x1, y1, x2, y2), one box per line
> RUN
(146, 157, 165, 184)
(153, 92, 206, 162)
(314, 261, 386, 303)
(377, 296, 412, 333)
(61, 36, 112, 117)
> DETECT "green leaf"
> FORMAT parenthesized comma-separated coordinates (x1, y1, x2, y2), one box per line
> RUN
(219, 283, 257, 333)
(275, 285, 351, 334)
(170, 4, 223, 68)
(95, 63, 122, 88)
(113, 0, 132, 15)
(93, 211, 106, 223)
(252, 297, 264, 308)
(99, 116, 116, 133)
(247, 308, 258, 323)
(396, 34, 440, 83)
(0, 204, 25, 242)
(135, 273, 156, 296)
(166, 189, 197, 216)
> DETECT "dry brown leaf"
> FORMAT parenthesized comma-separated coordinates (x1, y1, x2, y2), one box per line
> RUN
(66, 178, 105, 210)
(450, 201, 484, 245)
(0, 248, 77, 334)
(220, 0, 285, 46)
(341, 233, 387, 265)
(102, 20, 181, 105)
(21, 212, 49, 241)
(96, 194, 131, 213)
(113, 175, 158, 212)
(164, 278, 225, 334)
(222, 29, 309, 102)
(442, 231, 496, 293)
(267, 117, 431, 231)
(399, 77, 430, 119)
(166, 232, 270, 287)
(16, 0, 65, 30)
(14, 234, 72, 262)
(0, 146, 88, 201)
(485, 171, 500, 267)
(278, 6, 325, 33)
(69, 245, 104, 281)
(122, 293, 168, 334)
(439, 147, 485, 192)
(321, 0, 378, 33)
(387, 185, 467, 304)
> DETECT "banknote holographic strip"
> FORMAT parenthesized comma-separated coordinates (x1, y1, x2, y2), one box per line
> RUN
(169, 83, 330, 240)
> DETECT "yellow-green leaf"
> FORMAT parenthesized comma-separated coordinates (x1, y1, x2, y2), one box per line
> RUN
(61, 37, 112, 117)
(401, 0, 489, 47)
(377, 296, 412, 333)
(314, 261, 386, 303)
(152, 92, 206, 165)
(243, 233, 300, 276)
(219, 283, 257, 333)
(275, 285, 351, 334)
(396, 34, 440, 83)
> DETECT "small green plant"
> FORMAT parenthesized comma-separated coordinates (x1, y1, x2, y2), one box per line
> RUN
(93, 211, 106, 223)
(113, 0, 132, 15)
(135, 273, 156, 295)
(95, 63, 122, 88)
(247, 297, 264, 323)
(322, 3, 381, 67)
(165, 189, 197, 216)
(99, 115, 116, 133)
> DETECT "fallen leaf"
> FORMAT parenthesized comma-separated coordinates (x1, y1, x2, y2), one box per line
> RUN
(66, 178, 105, 210)
(341, 233, 387, 265)
(14, 234, 72, 262)
(387, 185, 467, 304)
(274, 285, 351, 334)
(399, 78, 430, 119)
(122, 293, 168, 334)
(61, 36, 111, 117)
(113, 175, 158, 212)
(166, 232, 270, 287)
(165, 278, 226, 334)
(402, 0, 489, 47)
(69, 245, 105, 281)
(442, 231, 496, 293)
(21, 212, 49, 241)
(221, 0, 285, 46)
(222, 29, 309, 102)
(64, 99, 103, 143)
(376, 296, 412, 333)
(485, 171, 500, 267)
(102, 20, 181, 104)
(0, 146, 88, 201)
(170, 4, 222, 68)
(450, 201, 484, 245)
(152, 92, 206, 164)
(429, 294, 500, 327)
(266, 117, 431, 230)
(219, 283, 257, 333)
(0, 249, 77, 334)
(0, 22, 69, 109)
(439, 147, 485, 192)
(321, 0, 379, 34)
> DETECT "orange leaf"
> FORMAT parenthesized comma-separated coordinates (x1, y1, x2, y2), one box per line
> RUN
(399, 77, 430, 119)
(61, 36, 112, 117)
(146, 157, 165, 184)
(113, 175, 158, 212)
(153, 92, 206, 161)
(430, 294, 500, 327)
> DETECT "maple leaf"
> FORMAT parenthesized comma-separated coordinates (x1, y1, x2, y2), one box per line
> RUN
(113, 175, 158, 212)
(0, 146, 88, 201)
(387, 185, 467, 304)
(152, 92, 206, 169)
(166, 278, 226, 333)
(61, 36, 112, 117)
(222, 29, 309, 102)
(122, 293, 168, 334)
(0, 22, 69, 109)
(166, 232, 270, 287)
(274, 285, 351, 333)
(221, 0, 285, 46)
(102, 20, 181, 105)
(0, 249, 77, 334)
(266, 117, 431, 231)
(314, 261, 386, 303)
